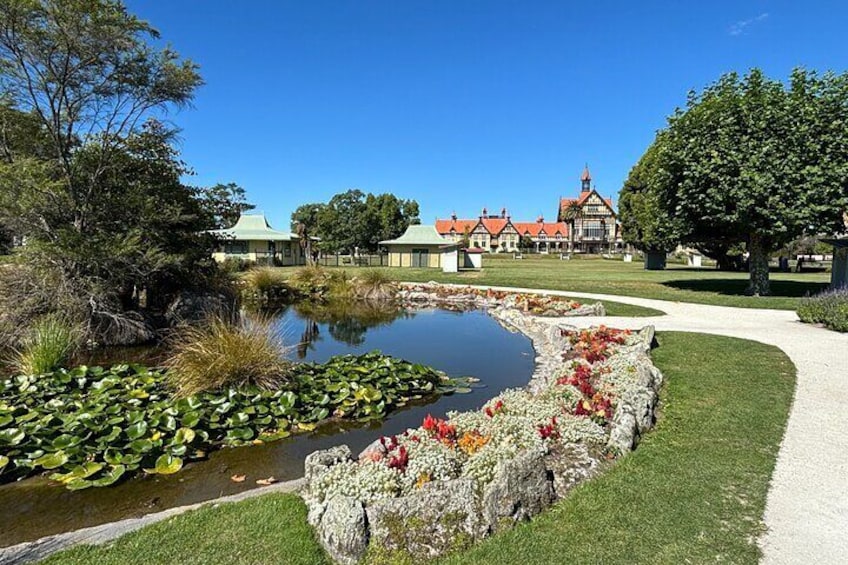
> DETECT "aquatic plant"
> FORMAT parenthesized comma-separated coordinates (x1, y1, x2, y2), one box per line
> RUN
(0, 352, 454, 489)
(166, 314, 293, 396)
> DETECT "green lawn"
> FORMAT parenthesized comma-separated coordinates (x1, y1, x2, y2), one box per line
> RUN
(306, 254, 828, 310)
(43, 332, 795, 565)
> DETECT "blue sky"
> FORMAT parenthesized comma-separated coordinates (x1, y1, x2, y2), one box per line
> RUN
(126, 0, 846, 228)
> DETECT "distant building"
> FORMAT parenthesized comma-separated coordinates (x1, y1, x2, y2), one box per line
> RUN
(379, 224, 460, 268)
(435, 166, 621, 254)
(558, 165, 622, 254)
(208, 213, 307, 265)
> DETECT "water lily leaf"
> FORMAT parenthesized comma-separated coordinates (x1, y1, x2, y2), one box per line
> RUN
(0, 455, 8, 473)
(297, 422, 317, 432)
(128, 438, 153, 453)
(0, 427, 25, 446)
(148, 454, 183, 475)
(160, 415, 177, 431)
(174, 427, 195, 444)
(180, 411, 200, 428)
(66, 478, 93, 490)
(34, 451, 68, 470)
(453, 387, 473, 394)
(125, 421, 148, 440)
(92, 465, 126, 487)
(224, 427, 254, 442)
(52, 434, 79, 449)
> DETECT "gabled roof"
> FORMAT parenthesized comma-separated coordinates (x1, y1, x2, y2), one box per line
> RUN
(380, 225, 454, 246)
(560, 191, 614, 212)
(480, 218, 512, 235)
(208, 213, 299, 241)
(513, 222, 570, 237)
(435, 218, 479, 234)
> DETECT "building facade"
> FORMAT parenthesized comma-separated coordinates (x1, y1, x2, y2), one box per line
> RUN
(558, 166, 622, 254)
(208, 213, 307, 266)
(435, 166, 622, 254)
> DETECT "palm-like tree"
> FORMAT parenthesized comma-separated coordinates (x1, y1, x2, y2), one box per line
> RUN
(561, 202, 582, 252)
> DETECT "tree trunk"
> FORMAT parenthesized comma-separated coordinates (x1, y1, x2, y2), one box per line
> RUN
(746, 233, 771, 296)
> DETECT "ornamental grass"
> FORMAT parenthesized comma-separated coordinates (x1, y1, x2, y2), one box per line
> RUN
(13, 313, 82, 375)
(165, 313, 292, 396)
(351, 269, 397, 300)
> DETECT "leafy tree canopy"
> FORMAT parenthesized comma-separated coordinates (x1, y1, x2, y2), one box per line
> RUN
(292, 190, 420, 253)
(623, 68, 848, 295)
(0, 0, 207, 342)
(195, 182, 255, 230)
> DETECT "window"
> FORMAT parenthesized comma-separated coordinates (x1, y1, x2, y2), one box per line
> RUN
(223, 241, 249, 254)
(284, 245, 292, 257)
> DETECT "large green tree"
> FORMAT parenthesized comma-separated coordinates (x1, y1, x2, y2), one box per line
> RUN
(629, 68, 848, 295)
(293, 190, 420, 253)
(195, 182, 255, 229)
(618, 139, 683, 254)
(0, 0, 205, 341)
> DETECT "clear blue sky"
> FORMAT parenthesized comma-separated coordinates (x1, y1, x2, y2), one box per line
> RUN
(125, 0, 846, 228)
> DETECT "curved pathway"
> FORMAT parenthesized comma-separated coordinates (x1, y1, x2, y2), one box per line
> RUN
(474, 284, 848, 565)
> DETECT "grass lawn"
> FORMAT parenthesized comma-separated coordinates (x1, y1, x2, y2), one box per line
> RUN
(304, 254, 828, 310)
(43, 332, 795, 565)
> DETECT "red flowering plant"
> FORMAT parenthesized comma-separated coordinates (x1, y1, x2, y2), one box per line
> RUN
(557, 361, 616, 425)
(562, 325, 631, 363)
(484, 399, 505, 418)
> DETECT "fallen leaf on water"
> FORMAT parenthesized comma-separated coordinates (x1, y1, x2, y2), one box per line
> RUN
(230, 474, 246, 483)
(256, 476, 277, 486)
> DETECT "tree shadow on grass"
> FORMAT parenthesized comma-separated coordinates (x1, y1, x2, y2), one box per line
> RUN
(663, 279, 829, 297)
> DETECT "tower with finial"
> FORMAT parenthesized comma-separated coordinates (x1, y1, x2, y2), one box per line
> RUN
(581, 164, 592, 193)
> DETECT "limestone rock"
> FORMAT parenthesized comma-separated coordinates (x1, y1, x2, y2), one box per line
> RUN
(545, 443, 604, 498)
(318, 495, 368, 565)
(482, 447, 554, 531)
(366, 479, 486, 559)
(304, 445, 352, 484)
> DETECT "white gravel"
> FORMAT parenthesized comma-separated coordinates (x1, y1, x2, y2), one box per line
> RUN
(469, 284, 848, 565)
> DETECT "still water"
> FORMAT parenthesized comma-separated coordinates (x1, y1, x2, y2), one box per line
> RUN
(0, 305, 535, 547)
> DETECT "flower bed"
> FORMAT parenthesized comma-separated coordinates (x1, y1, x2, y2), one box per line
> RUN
(0, 353, 457, 490)
(797, 287, 848, 332)
(398, 283, 605, 317)
(302, 322, 663, 564)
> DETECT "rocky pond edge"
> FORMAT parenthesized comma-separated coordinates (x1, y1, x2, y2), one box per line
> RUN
(0, 288, 658, 564)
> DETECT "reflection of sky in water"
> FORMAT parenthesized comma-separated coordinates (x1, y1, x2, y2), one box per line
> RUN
(275, 307, 533, 382)
(1, 307, 535, 547)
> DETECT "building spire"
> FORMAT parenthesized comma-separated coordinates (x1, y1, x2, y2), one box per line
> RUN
(581, 163, 592, 192)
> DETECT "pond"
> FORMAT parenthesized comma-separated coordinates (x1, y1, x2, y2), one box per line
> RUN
(0, 304, 535, 547)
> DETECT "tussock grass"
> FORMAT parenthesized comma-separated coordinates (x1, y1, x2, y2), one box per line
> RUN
(243, 267, 289, 295)
(165, 314, 292, 396)
(13, 314, 81, 375)
(352, 269, 397, 300)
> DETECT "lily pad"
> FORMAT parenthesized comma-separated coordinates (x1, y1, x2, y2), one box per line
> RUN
(34, 451, 68, 470)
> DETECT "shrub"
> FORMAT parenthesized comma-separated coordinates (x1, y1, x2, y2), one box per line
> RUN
(797, 288, 848, 332)
(13, 314, 82, 375)
(166, 314, 293, 396)
(220, 257, 252, 273)
(288, 265, 352, 299)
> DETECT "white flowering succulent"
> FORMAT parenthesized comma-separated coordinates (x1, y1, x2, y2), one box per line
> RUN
(312, 459, 401, 504)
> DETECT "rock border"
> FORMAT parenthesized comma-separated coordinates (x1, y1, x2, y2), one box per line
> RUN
(301, 308, 663, 564)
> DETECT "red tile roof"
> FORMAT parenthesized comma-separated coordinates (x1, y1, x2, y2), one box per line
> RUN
(435, 219, 478, 234)
(513, 222, 569, 237)
(480, 218, 510, 235)
(581, 165, 592, 182)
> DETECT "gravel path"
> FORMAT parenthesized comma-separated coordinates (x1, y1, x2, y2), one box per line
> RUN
(474, 284, 848, 565)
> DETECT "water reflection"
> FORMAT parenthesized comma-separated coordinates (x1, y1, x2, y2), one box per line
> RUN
(283, 299, 410, 355)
